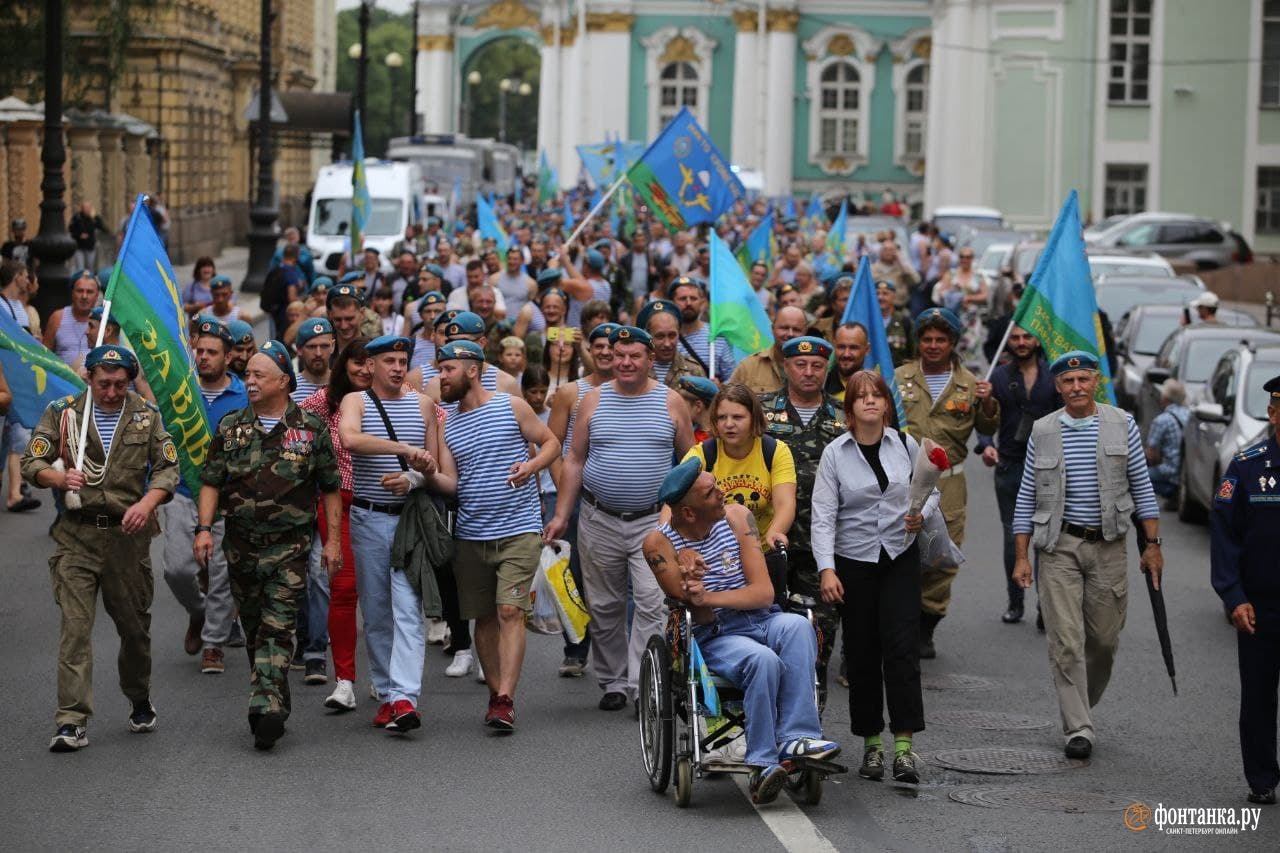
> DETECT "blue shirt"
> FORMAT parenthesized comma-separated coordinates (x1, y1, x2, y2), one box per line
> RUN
(1146, 404, 1189, 484)
(180, 373, 248, 499)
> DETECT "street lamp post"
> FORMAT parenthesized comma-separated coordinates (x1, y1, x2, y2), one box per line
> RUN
(356, 1, 371, 123)
(30, 0, 78, 318)
(498, 77, 512, 144)
(409, 0, 419, 135)
(243, 0, 279, 294)
(465, 69, 481, 136)
(385, 51, 404, 139)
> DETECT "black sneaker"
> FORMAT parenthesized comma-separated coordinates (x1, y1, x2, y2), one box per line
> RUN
(49, 723, 88, 752)
(304, 659, 327, 685)
(129, 700, 158, 733)
(289, 648, 305, 671)
(892, 751, 921, 783)
(1247, 787, 1277, 805)
(859, 747, 885, 781)
(749, 764, 789, 805)
(253, 712, 286, 751)
(598, 691, 627, 711)
(1001, 603, 1024, 624)
(1065, 736, 1093, 759)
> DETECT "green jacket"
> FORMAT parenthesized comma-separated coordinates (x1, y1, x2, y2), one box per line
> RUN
(760, 387, 846, 553)
(390, 489, 451, 616)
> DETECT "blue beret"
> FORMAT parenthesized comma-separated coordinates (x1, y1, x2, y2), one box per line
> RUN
(875, 279, 897, 292)
(658, 457, 704, 507)
(589, 322, 621, 342)
(306, 275, 334, 296)
(1050, 350, 1100, 376)
(226, 319, 255, 346)
(258, 339, 297, 391)
(539, 287, 567, 306)
(667, 275, 706, 298)
(437, 340, 486, 362)
(363, 246, 380, 256)
(593, 238, 612, 251)
(536, 268, 564, 287)
(416, 291, 446, 312)
(819, 267, 844, 288)
(636, 299, 680, 330)
(782, 336, 834, 359)
(89, 305, 119, 327)
(327, 282, 364, 306)
(427, 216, 441, 226)
(423, 264, 446, 280)
(85, 344, 138, 379)
(338, 271, 364, 285)
(193, 318, 233, 346)
(367, 335, 413, 357)
(444, 311, 485, 337)
(677, 375, 719, 403)
(209, 274, 232, 289)
(784, 219, 799, 230)
(70, 268, 100, 288)
(914, 307, 962, 337)
(609, 325, 652, 347)
(296, 317, 335, 347)
(434, 308, 463, 328)
(585, 249, 605, 270)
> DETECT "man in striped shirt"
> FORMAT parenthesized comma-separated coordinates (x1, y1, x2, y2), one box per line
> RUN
(290, 318, 334, 405)
(1012, 351, 1162, 761)
(545, 326, 694, 712)
(669, 275, 735, 382)
(430, 340, 559, 731)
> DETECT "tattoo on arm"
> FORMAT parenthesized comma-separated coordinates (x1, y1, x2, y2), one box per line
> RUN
(646, 552, 669, 573)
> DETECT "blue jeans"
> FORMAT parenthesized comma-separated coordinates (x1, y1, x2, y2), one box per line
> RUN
(350, 506, 425, 705)
(993, 457, 1026, 606)
(693, 607, 823, 767)
(301, 532, 331, 661)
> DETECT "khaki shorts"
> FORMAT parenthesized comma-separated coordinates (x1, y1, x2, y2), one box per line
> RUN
(454, 533, 542, 619)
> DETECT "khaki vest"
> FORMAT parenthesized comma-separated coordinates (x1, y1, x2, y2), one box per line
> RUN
(1029, 403, 1134, 553)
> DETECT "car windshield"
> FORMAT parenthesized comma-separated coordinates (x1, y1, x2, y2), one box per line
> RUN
(935, 216, 1004, 235)
(1245, 359, 1280, 418)
(1090, 259, 1172, 279)
(1096, 284, 1199, 320)
(1133, 313, 1181, 354)
(978, 244, 1011, 273)
(311, 198, 403, 237)
(1183, 338, 1239, 383)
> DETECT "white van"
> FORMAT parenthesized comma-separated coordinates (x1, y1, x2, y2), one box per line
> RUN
(306, 159, 423, 274)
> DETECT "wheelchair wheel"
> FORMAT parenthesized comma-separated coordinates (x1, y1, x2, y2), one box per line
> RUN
(639, 635, 672, 793)
(787, 769, 822, 805)
(674, 756, 693, 808)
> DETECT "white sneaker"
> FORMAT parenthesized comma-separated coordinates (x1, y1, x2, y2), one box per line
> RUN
(703, 726, 748, 767)
(324, 679, 356, 711)
(445, 649, 474, 677)
(369, 681, 379, 701)
(474, 657, 487, 684)
(426, 618, 448, 645)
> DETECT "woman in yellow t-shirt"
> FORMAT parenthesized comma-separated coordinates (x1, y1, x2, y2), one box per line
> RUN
(683, 383, 797, 550)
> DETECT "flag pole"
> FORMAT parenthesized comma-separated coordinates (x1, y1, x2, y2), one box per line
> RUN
(565, 173, 627, 246)
(65, 295, 112, 509)
(983, 320, 1015, 381)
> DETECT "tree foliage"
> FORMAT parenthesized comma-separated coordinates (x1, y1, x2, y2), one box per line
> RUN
(336, 7, 414, 157)
(462, 38, 540, 151)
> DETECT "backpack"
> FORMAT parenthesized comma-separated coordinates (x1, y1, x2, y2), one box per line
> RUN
(700, 434, 779, 475)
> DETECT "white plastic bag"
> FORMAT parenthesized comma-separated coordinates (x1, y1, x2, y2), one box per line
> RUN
(528, 560, 563, 635)
(916, 510, 965, 571)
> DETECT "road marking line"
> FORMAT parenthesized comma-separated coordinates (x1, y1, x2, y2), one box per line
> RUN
(733, 775, 842, 853)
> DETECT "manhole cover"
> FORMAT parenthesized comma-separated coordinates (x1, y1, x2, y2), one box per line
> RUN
(921, 673, 996, 691)
(950, 786, 1133, 813)
(929, 710, 1053, 730)
(930, 747, 1087, 774)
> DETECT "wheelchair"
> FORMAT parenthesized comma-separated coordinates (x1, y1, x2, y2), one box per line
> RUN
(637, 548, 846, 808)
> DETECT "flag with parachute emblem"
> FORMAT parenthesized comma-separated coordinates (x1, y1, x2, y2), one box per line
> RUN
(735, 211, 775, 274)
(0, 311, 85, 428)
(625, 107, 745, 232)
(350, 110, 371, 256)
(709, 232, 772, 363)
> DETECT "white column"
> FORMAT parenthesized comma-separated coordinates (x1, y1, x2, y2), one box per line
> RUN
(762, 27, 796, 196)
(537, 35, 562, 166)
(584, 31, 630, 143)
(924, 0, 991, 211)
(731, 25, 760, 170)
(417, 9, 454, 134)
(558, 22, 586, 188)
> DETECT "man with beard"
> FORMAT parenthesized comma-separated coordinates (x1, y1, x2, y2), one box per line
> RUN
(226, 320, 257, 378)
(978, 325, 1059, 626)
(729, 306, 808, 396)
(430, 340, 558, 730)
(825, 323, 870, 402)
(545, 322, 618, 677)
(291, 319, 335, 404)
(163, 319, 248, 674)
(637, 299, 706, 388)
(544, 326, 694, 712)
(669, 275, 735, 382)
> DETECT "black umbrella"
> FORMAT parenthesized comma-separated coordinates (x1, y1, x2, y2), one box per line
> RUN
(1133, 514, 1177, 695)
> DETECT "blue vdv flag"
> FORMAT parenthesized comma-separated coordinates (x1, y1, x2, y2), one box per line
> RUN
(842, 256, 908, 430)
(563, 197, 576, 231)
(826, 198, 848, 260)
(350, 110, 371, 254)
(0, 310, 85, 428)
(709, 231, 773, 364)
(626, 106, 745, 231)
(736, 210, 775, 272)
(803, 193, 825, 235)
(782, 196, 797, 220)
(476, 195, 510, 258)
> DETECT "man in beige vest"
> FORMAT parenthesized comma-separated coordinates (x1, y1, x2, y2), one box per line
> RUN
(1012, 351, 1163, 761)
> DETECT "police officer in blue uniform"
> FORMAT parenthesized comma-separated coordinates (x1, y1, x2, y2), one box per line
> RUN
(1211, 374, 1280, 806)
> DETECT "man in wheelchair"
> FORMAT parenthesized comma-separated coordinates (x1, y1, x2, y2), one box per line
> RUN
(643, 458, 841, 805)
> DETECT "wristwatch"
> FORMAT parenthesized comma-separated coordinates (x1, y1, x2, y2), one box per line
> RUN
(1146, 537, 1162, 547)
(194, 524, 212, 534)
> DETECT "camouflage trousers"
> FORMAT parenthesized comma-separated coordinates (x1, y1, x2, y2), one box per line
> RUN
(786, 547, 840, 712)
(223, 525, 310, 719)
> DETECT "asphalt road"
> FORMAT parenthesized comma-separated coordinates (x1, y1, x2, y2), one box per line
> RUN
(0, 459, 1276, 851)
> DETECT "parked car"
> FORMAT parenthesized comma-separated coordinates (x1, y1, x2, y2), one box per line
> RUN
(845, 215, 909, 256)
(1138, 326, 1280, 433)
(1084, 214, 1131, 240)
(1094, 275, 1202, 324)
(1088, 252, 1176, 281)
(1083, 212, 1253, 269)
(957, 227, 1032, 258)
(1113, 303, 1258, 410)
(1178, 343, 1280, 522)
(931, 206, 1006, 238)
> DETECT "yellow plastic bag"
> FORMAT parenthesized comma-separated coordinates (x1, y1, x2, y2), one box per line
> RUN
(541, 539, 590, 644)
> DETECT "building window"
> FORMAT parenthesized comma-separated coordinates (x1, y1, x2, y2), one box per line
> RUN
(903, 63, 928, 158)
(658, 61, 699, 130)
(818, 61, 860, 156)
(1108, 0, 1152, 104)
(1104, 164, 1147, 217)
(1257, 167, 1280, 233)
(1264, 0, 1280, 106)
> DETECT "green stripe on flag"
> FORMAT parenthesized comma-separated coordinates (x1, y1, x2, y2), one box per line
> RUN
(1012, 287, 1114, 404)
(626, 161, 686, 232)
